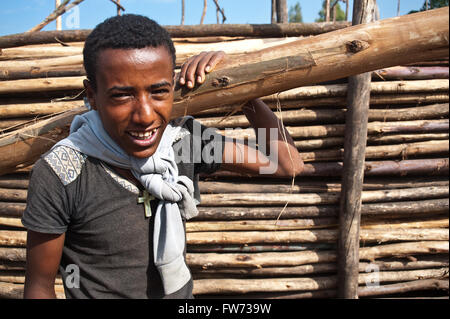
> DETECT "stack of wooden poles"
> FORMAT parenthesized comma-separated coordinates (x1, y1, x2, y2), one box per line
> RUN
(0, 30, 448, 299)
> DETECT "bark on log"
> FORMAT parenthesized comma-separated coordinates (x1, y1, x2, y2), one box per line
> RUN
(194, 198, 449, 220)
(374, 66, 449, 80)
(198, 177, 449, 194)
(0, 202, 26, 218)
(0, 188, 27, 202)
(192, 268, 448, 295)
(358, 278, 449, 297)
(198, 185, 449, 206)
(210, 158, 449, 178)
(221, 119, 449, 139)
(197, 103, 449, 128)
(0, 23, 351, 48)
(192, 255, 449, 277)
(299, 140, 449, 162)
(186, 228, 449, 245)
(186, 241, 449, 269)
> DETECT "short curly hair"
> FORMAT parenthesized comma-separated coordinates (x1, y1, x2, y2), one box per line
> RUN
(83, 14, 176, 90)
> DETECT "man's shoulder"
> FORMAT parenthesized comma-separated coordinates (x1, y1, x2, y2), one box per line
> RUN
(41, 145, 88, 186)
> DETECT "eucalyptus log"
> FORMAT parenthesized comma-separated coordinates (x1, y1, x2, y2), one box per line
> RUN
(0, 188, 27, 202)
(198, 185, 449, 206)
(0, 23, 350, 48)
(185, 217, 447, 232)
(295, 133, 450, 150)
(261, 80, 449, 101)
(198, 177, 449, 194)
(210, 158, 449, 177)
(0, 101, 83, 119)
(373, 66, 449, 80)
(358, 278, 449, 297)
(194, 198, 449, 221)
(192, 268, 448, 295)
(197, 103, 449, 128)
(0, 247, 25, 262)
(0, 174, 29, 189)
(186, 228, 449, 245)
(186, 241, 449, 269)
(0, 202, 26, 218)
(192, 255, 449, 277)
(299, 140, 449, 162)
(221, 119, 449, 139)
(0, 217, 23, 228)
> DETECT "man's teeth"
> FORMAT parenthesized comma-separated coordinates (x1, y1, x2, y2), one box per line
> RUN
(129, 128, 157, 139)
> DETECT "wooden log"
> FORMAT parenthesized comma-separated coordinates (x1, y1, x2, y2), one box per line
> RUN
(197, 93, 449, 116)
(295, 133, 450, 151)
(0, 202, 26, 218)
(199, 177, 449, 194)
(0, 174, 29, 189)
(192, 255, 449, 277)
(0, 188, 27, 202)
(197, 103, 449, 128)
(0, 247, 25, 262)
(261, 80, 449, 101)
(0, 101, 83, 119)
(0, 107, 85, 176)
(0, 217, 23, 228)
(193, 198, 450, 220)
(221, 119, 449, 139)
(373, 66, 449, 80)
(0, 23, 351, 48)
(0, 231, 26, 247)
(198, 185, 449, 206)
(210, 158, 449, 178)
(358, 278, 449, 297)
(192, 268, 448, 295)
(187, 243, 334, 253)
(186, 228, 449, 245)
(185, 217, 448, 232)
(0, 281, 65, 299)
(299, 140, 449, 162)
(186, 241, 449, 269)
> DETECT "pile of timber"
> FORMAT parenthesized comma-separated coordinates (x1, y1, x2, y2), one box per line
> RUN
(0, 8, 449, 299)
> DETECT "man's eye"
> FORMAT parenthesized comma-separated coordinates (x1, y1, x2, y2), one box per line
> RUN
(153, 89, 169, 95)
(111, 93, 131, 99)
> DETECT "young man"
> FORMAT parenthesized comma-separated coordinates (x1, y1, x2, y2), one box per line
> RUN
(22, 14, 303, 299)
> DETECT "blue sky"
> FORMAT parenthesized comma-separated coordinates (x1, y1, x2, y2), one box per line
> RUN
(0, 0, 428, 36)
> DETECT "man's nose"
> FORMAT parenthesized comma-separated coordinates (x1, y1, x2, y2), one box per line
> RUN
(133, 96, 155, 125)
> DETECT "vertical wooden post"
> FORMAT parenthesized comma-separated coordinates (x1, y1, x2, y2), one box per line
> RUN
(271, 0, 277, 23)
(345, 0, 349, 21)
(326, 0, 331, 22)
(55, 0, 62, 30)
(276, 0, 288, 23)
(117, 0, 122, 15)
(181, 0, 185, 25)
(337, 0, 377, 299)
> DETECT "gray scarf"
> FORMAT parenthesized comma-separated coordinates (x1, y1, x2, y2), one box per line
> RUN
(54, 109, 197, 295)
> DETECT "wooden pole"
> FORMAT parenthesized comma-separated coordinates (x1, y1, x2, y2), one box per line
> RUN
(276, 0, 288, 23)
(337, 0, 376, 299)
(55, 0, 62, 31)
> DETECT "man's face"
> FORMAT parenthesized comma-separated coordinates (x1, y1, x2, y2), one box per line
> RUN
(85, 46, 174, 158)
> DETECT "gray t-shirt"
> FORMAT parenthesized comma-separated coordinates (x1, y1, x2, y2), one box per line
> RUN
(22, 118, 224, 299)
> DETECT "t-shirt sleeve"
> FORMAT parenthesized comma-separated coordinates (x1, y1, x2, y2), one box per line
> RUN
(21, 159, 71, 234)
(184, 117, 225, 175)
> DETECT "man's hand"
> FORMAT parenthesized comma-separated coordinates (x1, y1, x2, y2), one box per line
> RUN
(178, 51, 225, 89)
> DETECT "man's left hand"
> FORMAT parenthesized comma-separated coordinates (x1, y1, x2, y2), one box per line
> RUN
(178, 51, 225, 89)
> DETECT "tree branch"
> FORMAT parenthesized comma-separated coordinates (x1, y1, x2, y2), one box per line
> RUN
(212, 0, 227, 24)
(27, 0, 85, 33)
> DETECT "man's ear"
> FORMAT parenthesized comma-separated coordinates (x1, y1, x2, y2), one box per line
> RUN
(83, 79, 97, 110)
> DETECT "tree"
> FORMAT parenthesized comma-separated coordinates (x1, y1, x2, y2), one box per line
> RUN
(316, 0, 346, 22)
(288, 2, 303, 23)
(409, 0, 448, 13)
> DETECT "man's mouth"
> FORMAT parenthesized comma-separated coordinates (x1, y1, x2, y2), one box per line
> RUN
(128, 128, 158, 140)
(126, 127, 159, 147)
